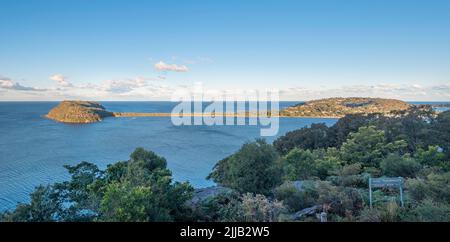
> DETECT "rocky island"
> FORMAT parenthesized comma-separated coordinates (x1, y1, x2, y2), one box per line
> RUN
(281, 97, 412, 118)
(46, 101, 114, 123)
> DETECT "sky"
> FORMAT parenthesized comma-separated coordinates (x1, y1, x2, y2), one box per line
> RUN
(1, 0, 450, 101)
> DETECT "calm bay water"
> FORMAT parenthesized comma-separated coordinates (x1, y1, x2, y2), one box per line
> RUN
(0, 101, 337, 210)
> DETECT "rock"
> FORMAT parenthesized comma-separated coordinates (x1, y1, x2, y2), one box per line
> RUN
(188, 186, 232, 205)
(292, 205, 321, 220)
(46, 101, 113, 123)
(281, 97, 411, 117)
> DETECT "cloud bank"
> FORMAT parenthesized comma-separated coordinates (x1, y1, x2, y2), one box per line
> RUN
(154, 61, 189, 72)
(0, 77, 44, 91)
(0, 75, 449, 101)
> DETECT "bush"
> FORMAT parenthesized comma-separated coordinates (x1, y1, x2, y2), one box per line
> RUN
(195, 192, 287, 222)
(241, 193, 287, 222)
(406, 172, 450, 203)
(340, 126, 407, 168)
(195, 191, 243, 222)
(414, 146, 446, 167)
(273, 123, 331, 155)
(274, 181, 318, 212)
(281, 149, 318, 180)
(358, 208, 382, 222)
(2, 148, 194, 222)
(207, 139, 282, 195)
(409, 199, 450, 222)
(314, 182, 364, 220)
(380, 153, 421, 178)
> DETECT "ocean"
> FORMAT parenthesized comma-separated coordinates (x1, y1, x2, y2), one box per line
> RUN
(0, 101, 337, 211)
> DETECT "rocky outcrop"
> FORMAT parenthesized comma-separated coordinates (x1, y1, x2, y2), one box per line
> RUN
(188, 186, 232, 205)
(46, 101, 113, 123)
(281, 97, 411, 117)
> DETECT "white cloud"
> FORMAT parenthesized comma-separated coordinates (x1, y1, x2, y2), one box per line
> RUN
(0, 76, 45, 91)
(50, 74, 72, 87)
(100, 78, 149, 94)
(154, 61, 189, 72)
(1, 73, 450, 101)
(279, 83, 450, 101)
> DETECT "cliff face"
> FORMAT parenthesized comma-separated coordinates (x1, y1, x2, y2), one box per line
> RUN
(281, 97, 411, 117)
(46, 101, 113, 123)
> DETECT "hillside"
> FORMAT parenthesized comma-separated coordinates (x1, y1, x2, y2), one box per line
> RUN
(46, 101, 114, 123)
(281, 97, 411, 117)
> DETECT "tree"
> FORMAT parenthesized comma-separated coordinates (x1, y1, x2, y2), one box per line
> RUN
(329, 113, 382, 147)
(274, 181, 318, 212)
(382, 106, 435, 152)
(414, 146, 446, 167)
(281, 148, 318, 180)
(409, 199, 450, 222)
(208, 139, 281, 195)
(273, 123, 331, 155)
(432, 110, 450, 158)
(1, 185, 62, 222)
(406, 172, 450, 204)
(2, 148, 194, 222)
(380, 153, 421, 178)
(97, 148, 194, 221)
(340, 126, 407, 168)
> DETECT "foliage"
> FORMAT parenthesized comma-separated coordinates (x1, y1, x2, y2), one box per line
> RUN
(194, 191, 287, 222)
(1, 148, 194, 222)
(274, 181, 318, 212)
(274, 123, 331, 155)
(1, 185, 63, 222)
(406, 172, 450, 204)
(414, 146, 447, 169)
(380, 153, 421, 178)
(408, 199, 450, 222)
(240, 193, 287, 222)
(207, 139, 281, 195)
(194, 191, 243, 222)
(432, 110, 450, 158)
(281, 149, 319, 180)
(340, 126, 407, 167)
(280, 148, 341, 181)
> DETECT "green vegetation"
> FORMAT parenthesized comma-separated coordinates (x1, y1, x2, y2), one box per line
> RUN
(1, 148, 193, 222)
(207, 139, 282, 195)
(281, 97, 411, 117)
(2, 108, 449, 222)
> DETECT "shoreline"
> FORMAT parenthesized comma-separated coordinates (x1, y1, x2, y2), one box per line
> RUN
(114, 112, 341, 119)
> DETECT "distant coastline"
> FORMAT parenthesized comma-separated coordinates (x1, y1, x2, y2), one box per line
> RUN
(44, 98, 448, 124)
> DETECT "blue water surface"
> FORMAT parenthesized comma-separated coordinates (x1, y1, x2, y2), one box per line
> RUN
(0, 101, 337, 210)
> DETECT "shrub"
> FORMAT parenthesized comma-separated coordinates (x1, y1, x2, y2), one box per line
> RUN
(195, 191, 243, 222)
(406, 172, 450, 203)
(274, 181, 318, 212)
(207, 139, 282, 195)
(281, 149, 318, 180)
(241, 193, 287, 222)
(410, 199, 450, 222)
(340, 126, 408, 167)
(380, 153, 421, 178)
(273, 123, 331, 155)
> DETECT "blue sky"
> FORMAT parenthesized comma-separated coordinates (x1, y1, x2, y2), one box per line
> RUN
(1, 0, 450, 100)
